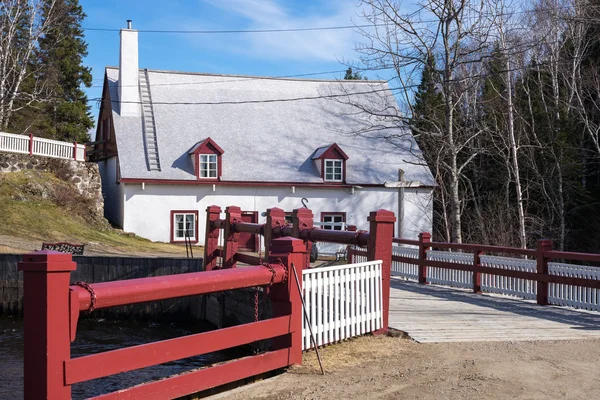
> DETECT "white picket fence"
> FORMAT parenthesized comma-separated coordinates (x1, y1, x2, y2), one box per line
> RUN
(548, 262, 600, 311)
(481, 256, 536, 300)
(351, 244, 600, 312)
(0, 131, 85, 161)
(301, 260, 383, 350)
(390, 246, 418, 279)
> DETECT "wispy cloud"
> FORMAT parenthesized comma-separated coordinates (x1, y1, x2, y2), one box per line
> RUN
(192, 0, 362, 62)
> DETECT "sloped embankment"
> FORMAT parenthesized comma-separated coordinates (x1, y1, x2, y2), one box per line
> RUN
(0, 153, 188, 255)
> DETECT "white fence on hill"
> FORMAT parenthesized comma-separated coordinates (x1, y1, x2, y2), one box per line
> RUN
(350, 245, 600, 312)
(302, 260, 383, 350)
(0, 131, 85, 161)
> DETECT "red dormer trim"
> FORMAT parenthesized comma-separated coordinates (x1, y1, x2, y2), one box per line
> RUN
(312, 143, 349, 161)
(189, 137, 224, 180)
(312, 143, 349, 183)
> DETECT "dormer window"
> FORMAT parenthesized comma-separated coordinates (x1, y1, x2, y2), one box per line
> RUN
(200, 154, 217, 178)
(325, 159, 343, 182)
(312, 143, 349, 183)
(188, 137, 224, 180)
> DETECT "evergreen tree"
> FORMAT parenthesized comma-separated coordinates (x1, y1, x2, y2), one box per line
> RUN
(344, 67, 365, 80)
(36, 0, 93, 142)
(411, 54, 444, 141)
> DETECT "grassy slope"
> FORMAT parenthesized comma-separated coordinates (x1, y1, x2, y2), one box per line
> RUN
(0, 170, 192, 256)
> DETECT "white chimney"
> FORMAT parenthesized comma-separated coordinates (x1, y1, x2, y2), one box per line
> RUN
(118, 20, 139, 117)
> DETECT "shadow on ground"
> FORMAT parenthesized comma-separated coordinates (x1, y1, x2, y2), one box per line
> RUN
(390, 278, 600, 330)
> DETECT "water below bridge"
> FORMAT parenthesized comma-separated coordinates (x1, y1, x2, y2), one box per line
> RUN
(0, 317, 237, 399)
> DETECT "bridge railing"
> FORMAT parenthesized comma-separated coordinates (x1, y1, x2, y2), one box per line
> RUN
(19, 237, 306, 400)
(349, 234, 600, 310)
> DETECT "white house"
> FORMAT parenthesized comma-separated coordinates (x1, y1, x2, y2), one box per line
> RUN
(91, 22, 435, 250)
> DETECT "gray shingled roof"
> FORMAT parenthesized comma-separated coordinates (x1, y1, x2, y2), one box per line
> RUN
(106, 67, 435, 186)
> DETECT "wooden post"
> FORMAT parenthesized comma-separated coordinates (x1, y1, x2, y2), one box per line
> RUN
(367, 209, 396, 334)
(222, 206, 242, 269)
(73, 141, 78, 160)
(265, 207, 286, 256)
(269, 237, 307, 365)
(418, 232, 431, 284)
(346, 225, 357, 264)
(292, 208, 313, 264)
(203, 205, 221, 271)
(473, 248, 483, 293)
(19, 251, 76, 400)
(536, 239, 553, 305)
(29, 133, 33, 156)
(292, 208, 314, 237)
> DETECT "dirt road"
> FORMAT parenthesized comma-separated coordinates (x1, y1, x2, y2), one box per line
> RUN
(223, 335, 600, 400)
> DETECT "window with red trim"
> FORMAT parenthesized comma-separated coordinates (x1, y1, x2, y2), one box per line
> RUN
(188, 138, 224, 180)
(321, 212, 346, 231)
(311, 143, 348, 183)
(324, 159, 343, 182)
(199, 154, 218, 178)
(170, 210, 199, 243)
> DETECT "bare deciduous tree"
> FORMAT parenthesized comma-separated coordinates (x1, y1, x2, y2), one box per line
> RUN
(0, 0, 57, 130)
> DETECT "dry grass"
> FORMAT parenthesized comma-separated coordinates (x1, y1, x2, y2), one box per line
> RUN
(293, 335, 411, 375)
(0, 170, 197, 257)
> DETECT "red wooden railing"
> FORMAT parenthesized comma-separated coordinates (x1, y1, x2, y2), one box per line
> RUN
(351, 234, 600, 305)
(203, 206, 396, 332)
(19, 237, 307, 400)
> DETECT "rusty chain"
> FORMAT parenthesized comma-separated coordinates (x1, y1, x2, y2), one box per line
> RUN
(74, 281, 96, 312)
(254, 287, 259, 323)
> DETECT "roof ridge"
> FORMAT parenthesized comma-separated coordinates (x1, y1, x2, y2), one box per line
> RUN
(104, 66, 387, 84)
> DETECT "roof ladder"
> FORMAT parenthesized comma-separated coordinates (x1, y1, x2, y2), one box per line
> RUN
(139, 69, 161, 171)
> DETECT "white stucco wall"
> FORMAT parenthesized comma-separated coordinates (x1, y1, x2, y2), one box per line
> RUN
(98, 157, 124, 227)
(120, 183, 433, 244)
(402, 188, 433, 239)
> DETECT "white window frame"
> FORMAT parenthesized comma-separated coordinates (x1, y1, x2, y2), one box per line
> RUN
(199, 154, 218, 179)
(324, 159, 343, 182)
(173, 212, 197, 241)
(322, 214, 345, 231)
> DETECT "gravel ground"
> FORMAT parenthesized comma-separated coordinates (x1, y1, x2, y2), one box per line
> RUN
(221, 335, 600, 400)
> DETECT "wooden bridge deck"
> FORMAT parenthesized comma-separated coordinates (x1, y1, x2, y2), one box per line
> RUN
(389, 277, 600, 343)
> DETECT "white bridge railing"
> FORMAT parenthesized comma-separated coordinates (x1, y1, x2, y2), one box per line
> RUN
(351, 244, 600, 312)
(302, 260, 383, 350)
(0, 132, 85, 161)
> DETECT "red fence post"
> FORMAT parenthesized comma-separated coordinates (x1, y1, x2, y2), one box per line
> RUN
(346, 225, 357, 264)
(203, 205, 222, 271)
(473, 248, 483, 293)
(292, 208, 313, 264)
(29, 133, 33, 155)
(418, 232, 431, 284)
(536, 239, 553, 305)
(73, 141, 78, 160)
(265, 207, 286, 256)
(367, 209, 396, 334)
(269, 237, 307, 365)
(292, 208, 314, 237)
(222, 206, 242, 269)
(19, 251, 76, 400)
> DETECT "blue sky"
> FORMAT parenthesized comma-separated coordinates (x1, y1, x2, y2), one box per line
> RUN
(81, 0, 376, 111)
